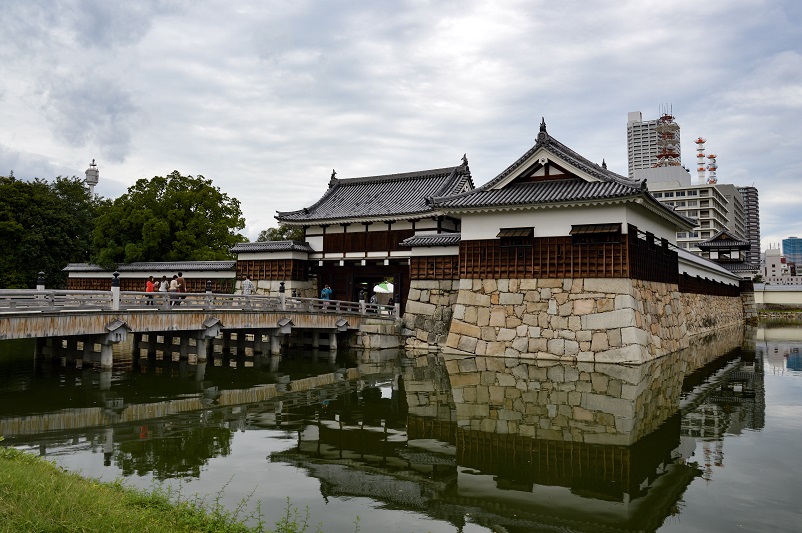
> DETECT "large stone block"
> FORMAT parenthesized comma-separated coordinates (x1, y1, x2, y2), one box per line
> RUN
(499, 292, 524, 305)
(583, 278, 633, 294)
(621, 326, 649, 346)
(405, 300, 436, 316)
(450, 320, 481, 338)
(581, 309, 636, 330)
(594, 344, 646, 364)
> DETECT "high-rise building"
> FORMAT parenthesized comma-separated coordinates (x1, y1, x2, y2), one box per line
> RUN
(626, 110, 682, 179)
(738, 186, 761, 266)
(782, 236, 802, 268)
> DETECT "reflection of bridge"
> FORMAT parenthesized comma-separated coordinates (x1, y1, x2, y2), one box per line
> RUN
(0, 289, 397, 368)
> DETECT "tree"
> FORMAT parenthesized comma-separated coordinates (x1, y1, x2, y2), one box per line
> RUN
(92, 171, 245, 268)
(0, 175, 99, 288)
(257, 225, 304, 242)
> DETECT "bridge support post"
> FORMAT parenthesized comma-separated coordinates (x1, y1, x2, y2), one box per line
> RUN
(100, 344, 113, 370)
(270, 332, 281, 355)
(312, 331, 320, 349)
(329, 332, 338, 351)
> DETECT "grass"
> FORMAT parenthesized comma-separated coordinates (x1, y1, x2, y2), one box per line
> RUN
(0, 440, 356, 533)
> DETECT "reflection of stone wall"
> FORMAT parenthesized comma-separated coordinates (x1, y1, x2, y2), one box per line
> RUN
(402, 353, 456, 428)
(444, 326, 744, 444)
(442, 278, 743, 363)
(403, 280, 460, 348)
(445, 353, 685, 445)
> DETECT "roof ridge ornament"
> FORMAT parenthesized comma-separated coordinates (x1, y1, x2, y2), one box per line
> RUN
(329, 169, 337, 188)
(602, 159, 607, 170)
(462, 153, 468, 166)
(537, 117, 550, 145)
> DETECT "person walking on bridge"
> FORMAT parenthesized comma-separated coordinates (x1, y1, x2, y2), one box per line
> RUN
(145, 276, 155, 305)
(242, 275, 254, 295)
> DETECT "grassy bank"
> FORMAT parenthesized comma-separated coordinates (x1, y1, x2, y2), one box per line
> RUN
(0, 442, 332, 533)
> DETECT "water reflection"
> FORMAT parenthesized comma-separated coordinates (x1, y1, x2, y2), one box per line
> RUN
(0, 322, 796, 532)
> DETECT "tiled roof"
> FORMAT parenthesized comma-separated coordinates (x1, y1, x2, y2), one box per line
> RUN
(481, 121, 637, 190)
(431, 178, 639, 209)
(697, 229, 750, 249)
(428, 120, 694, 230)
(231, 240, 314, 253)
(63, 261, 236, 272)
(401, 233, 461, 247)
(276, 164, 473, 222)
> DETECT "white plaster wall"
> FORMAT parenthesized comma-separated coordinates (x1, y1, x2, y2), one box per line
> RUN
(236, 251, 310, 261)
(409, 245, 460, 257)
(306, 236, 323, 252)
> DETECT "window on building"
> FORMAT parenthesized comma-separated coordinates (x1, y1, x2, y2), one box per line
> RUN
(569, 223, 622, 245)
(497, 227, 534, 247)
(664, 192, 674, 198)
(676, 191, 686, 197)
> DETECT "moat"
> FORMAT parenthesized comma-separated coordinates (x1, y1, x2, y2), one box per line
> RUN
(1, 321, 800, 532)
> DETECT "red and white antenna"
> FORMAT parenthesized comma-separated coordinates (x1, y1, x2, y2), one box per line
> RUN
(707, 153, 718, 184)
(695, 137, 706, 184)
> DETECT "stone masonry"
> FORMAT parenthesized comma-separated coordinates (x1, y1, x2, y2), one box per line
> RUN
(403, 280, 460, 349)
(439, 277, 743, 364)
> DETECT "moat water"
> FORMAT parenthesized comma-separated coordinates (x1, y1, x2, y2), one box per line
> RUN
(0, 321, 800, 532)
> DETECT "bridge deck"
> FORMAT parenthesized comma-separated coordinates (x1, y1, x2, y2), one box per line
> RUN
(0, 290, 396, 340)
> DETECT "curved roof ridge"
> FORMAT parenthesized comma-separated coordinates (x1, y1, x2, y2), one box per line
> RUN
(476, 120, 637, 192)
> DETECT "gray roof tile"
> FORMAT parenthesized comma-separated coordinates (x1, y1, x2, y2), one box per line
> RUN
(231, 240, 314, 253)
(63, 261, 236, 272)
(401, 233, 462, 247)
(276, 164, 473, 222)
(432, 178, 638, 208)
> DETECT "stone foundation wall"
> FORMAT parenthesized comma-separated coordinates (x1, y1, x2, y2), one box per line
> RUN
(402, 280, 460, 349)
(681, 292, 744, 337)
(440, 278, 743, 364)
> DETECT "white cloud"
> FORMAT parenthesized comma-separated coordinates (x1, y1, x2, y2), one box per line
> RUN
(0, 0, 800, 245)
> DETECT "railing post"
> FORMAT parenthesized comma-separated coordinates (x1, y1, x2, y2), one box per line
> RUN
(111, 271, 120, 311)
(279, 281, 286, 310)
(205, 280, 213, 309)
(36, 271, 45, 291)
(394, 302, 400, 318)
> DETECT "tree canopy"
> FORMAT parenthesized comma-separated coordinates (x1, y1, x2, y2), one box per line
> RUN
(257, 225, 304, 242)
(92, 171, 245, 268)
(0, 175, 99, 288)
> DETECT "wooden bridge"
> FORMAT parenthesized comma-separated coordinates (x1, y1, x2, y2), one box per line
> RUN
(0, 289, 399, 369)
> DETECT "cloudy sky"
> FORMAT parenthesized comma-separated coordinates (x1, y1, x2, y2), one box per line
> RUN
(2, 0, 800, 249)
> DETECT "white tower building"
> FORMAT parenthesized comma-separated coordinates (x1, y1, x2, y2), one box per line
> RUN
(85, 159, 99, 195)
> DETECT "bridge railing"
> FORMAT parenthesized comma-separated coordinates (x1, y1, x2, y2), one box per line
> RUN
(0, 289, 398, 318)
(0, 290, 113, 311)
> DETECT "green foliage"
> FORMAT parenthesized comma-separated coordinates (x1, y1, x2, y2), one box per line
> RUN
(257, 225, 305, 242)
(92, 171, 246, 268)
(0, 175, 100, 288)
(752, 274, 763, 283)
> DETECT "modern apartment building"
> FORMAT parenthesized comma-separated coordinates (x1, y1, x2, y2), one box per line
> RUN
(626, 110, 682, 179)
(648, 176, 745, 255)
(737, 186, 761, 266)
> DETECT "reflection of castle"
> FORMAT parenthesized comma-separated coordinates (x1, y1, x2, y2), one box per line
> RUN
(271, 327, 763, 532)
